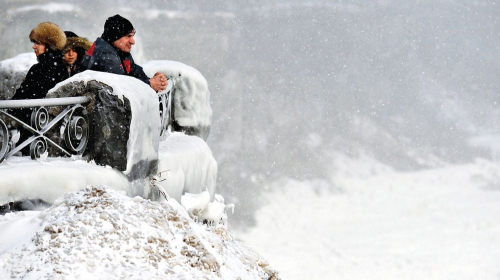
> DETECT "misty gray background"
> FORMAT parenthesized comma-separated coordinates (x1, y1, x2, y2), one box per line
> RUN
(0, 0, 498, 228)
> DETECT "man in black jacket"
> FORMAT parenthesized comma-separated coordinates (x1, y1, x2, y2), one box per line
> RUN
(80, 14, 167, 92)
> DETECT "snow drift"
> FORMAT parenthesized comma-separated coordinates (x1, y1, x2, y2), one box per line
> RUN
(0, 186, 279, 279)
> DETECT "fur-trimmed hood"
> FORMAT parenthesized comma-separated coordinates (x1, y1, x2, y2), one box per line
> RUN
(29, 22, 66, 51)
(63, 36, 92, 53)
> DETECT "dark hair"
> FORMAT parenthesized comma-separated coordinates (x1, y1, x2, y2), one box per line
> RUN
(64, 31, 78, 38)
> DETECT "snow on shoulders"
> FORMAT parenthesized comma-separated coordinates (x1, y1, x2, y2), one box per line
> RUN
(0, 186, 279, 279)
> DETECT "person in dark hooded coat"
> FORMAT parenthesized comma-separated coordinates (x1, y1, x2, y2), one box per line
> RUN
(12, 22, 68, 101)
(63, 31, 92, 77)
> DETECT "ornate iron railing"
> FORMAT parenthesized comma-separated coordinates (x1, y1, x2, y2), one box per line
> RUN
(158, 79, 174, 138)
(0, 96, 90, 162)
(1, 79, 173, 163)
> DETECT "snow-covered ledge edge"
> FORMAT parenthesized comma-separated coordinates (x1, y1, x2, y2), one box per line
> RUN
(0, 132, 217, 205)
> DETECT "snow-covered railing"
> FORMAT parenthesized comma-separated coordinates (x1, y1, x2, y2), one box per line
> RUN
(158, 79, 174, 138)
(0, 96, 90, 162)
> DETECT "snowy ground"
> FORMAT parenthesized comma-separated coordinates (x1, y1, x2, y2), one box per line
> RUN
(234, 158, 500, 280)
(0, 186, 278, 279)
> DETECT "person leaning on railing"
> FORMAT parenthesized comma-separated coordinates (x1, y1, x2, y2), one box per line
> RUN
(80, 14, 168, 92)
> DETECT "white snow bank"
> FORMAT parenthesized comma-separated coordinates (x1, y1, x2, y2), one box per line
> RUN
(0, 157, 129, 205)
(0, 53, 36, 100)
(0, 132, 217, 205)
(156, 131, 218, 202)
(0, 186, 278, 279)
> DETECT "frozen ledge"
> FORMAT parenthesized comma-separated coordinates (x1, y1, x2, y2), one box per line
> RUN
(0, 132, 217, 205)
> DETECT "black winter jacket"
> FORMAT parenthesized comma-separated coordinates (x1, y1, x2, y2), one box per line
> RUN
(12, 50, 68, 100)
(80, 38, 150, 85)
(11, 50, 68, 123)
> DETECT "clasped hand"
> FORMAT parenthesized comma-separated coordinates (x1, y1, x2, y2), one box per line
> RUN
(149, 72, 168, 92)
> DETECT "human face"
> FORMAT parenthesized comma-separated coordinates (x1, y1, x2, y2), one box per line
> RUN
(64, 49, 77, 65)
(112, 31, 135, 53)
(31, 40, 46, 56)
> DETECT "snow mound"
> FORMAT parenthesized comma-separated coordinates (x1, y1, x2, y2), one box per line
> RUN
(0, 186, 279, 279)
(143, 60, 212, 140)
(0, 53, 36, 100)
(157, 131, 218, 202)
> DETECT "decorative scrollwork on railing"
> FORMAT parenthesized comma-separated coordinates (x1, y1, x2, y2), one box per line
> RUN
(29, 137, 48, 159)
(31, 107, 50, 131)
(158, 79, 174, 138)
(64, 105, 88, 154)
(0, 96, 90, 163)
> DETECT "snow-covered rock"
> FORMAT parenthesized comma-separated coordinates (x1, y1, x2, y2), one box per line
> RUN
(143, 60, 212, 141)
(0, 186, 280, 279)
(48, 71, 161, 181)
(0, 53, 36, 100)
(156, 131, 218, 202)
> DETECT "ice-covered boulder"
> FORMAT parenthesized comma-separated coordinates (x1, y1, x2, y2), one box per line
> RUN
(143, 60, 212, 141)
(154, 132, 218, 202)
(47, 71, 161, 197)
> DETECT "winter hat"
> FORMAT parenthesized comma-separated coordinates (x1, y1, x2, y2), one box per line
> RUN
(29, 22, 66, 51)
(63, 34, 92, 63)
(101, 14, 135, 43)
(64, 31, 78, 38)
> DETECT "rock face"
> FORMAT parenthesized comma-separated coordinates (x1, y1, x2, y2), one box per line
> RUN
(89, 84, 132, 172)
(47, 73, 162, 197)
(47, 80, 133, 172)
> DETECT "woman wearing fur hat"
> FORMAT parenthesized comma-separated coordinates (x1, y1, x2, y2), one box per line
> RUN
(9, 22, 68, 154)
(12, 22, 68, 102)
(63, 31, 92, 77)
